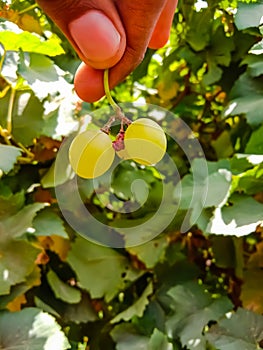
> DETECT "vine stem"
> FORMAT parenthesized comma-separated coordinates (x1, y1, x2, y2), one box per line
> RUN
(7, 87, 15, 134)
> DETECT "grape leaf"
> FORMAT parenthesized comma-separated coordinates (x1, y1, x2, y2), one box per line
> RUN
(0, 20, 64, 56)
(0, 266, 41, 309)
(0, 184, 24, 219)
(225, 72, 263, 125)
(32, 207, 68, 238)
(47, 269, 81, 304)
(110, 282, 153, 324)
(165, 281, 233, 350)
(111, 324, 149, 350)
(63, 294, 98, 324)
(185, 8, 212, 51)
(0, 240, 40, 295)
(67, 237, 141, 302)
(127, 236, 168, 268)
(0, 145, 21, 173)
(12, 90, 45, 146)
(207, 308, 263, 350)
(232, 164, 263, 195)
(245, 124, 263, 154)
(18, 51, 73, 101)
(235, 1, 263, 30)
(205, 194, 263, 236)
(0, 308, 70, 350)
(203, 27, 235, 85)
(148, 329, 173, 350)
(1, 51, 19, 84)
(111, 324, 173, 350)
(0, 203, 46, 242)
(174, 159, 232, 227)
(230, 153, 263, 174)
(243, 54, 263, 77)
(250, 38, 263, 55)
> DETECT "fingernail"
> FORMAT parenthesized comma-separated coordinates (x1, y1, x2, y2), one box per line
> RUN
(69, 10, 121, 62)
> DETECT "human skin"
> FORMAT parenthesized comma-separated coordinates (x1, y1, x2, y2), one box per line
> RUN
(36, 0, 178, 102)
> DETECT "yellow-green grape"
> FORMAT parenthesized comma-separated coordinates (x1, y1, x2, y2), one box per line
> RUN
(123, 118, 167, 165)
(69, 130, 115, 179)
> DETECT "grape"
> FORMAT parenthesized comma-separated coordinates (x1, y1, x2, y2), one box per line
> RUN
(69, 129, 115, 179)
(122, 118, 167, 165)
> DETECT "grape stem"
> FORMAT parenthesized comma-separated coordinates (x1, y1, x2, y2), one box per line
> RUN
(101, 69, 131, 134)
(103, 69, 119, 112)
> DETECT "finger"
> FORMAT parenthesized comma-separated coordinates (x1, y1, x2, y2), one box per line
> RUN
(148, 0, 178, 49)
(74, 64, 104, 103)
(75, 0, 168, 102)
(36, 0, 126, 69)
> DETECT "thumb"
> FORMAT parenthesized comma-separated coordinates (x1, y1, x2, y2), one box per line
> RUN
(69, 10, 126, 69)
(36, 0, 126, 69)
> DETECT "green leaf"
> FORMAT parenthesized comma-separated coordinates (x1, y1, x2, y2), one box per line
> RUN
(207, 308, 263, 350)
(174, 159, 232, 224)
(245, 124, 263, 154)
(232, 164, 263, 195)
(205, 195, 263, 236)
(250, 38, 263, 55)
(41, 135, 75, 188)
(18, 52, 73, 101)
(67, 237, 141, 302)
(1, 51, 19, 84)
(148, 329, 173, 350)
(243, 54, 263, 77)
(132, 49, 155, 81)
(0, 145, 21, 173)
(185, 8, 212, 51)
(111, 166, 154, 201)
(211, 130, 234, 159)
(225, 72, 263, 125)
(230, 153, 263, 174)
(0, 203, 46, 241)
(47, 269, 81, 304)
(34, 297, 61, 319)
(63, 294, 98, 324)
(165, 282, 233, 350)
(0, 184, 24, 219)
(0, 308, 70, 350)
(0, 20, 64, 56)
(127, 236, 168, 268)
(111, 324, 149, 350)
(0, 266, 40, 309)
(12, 90, 45, 146)
(0, 240, 40, 295)
(110, 282, 153, 324)
(203, 27, 235, 85)
(235, 1, 263, 30)
(32, 207, 68, 238)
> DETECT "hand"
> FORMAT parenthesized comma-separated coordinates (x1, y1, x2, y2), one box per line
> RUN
(36, 0, 178, 102)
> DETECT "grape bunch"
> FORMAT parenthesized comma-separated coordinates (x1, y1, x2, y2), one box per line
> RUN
(69, 117, 167, 179)
(68, 70, 167, 179)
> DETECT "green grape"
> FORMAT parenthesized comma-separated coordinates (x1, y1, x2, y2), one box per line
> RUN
(69, 129, 115, 179)
(122, 118, 167, 165)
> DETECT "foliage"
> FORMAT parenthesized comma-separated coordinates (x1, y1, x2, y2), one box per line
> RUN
(0, 0, 263, 349)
